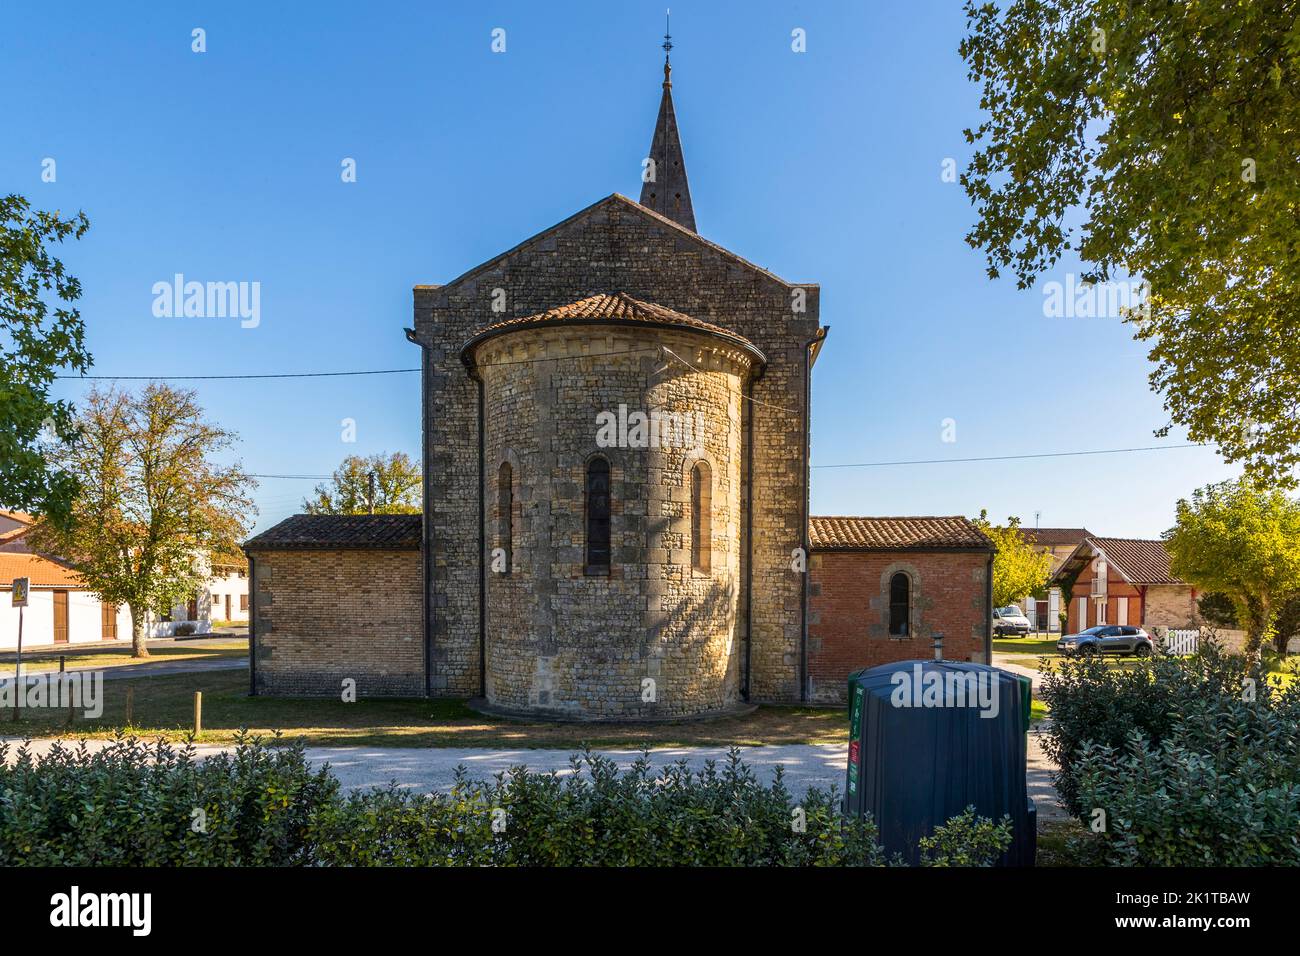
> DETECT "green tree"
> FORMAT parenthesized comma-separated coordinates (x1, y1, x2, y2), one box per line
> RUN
(1166, 479, 1300, 662)
(29, 385, 256, 657)
(974, 511, 1052, 608)
(0, 195, 91, 522)
(303, 452, 420, 515)
(1199, 590, 1300, 657)
(960, 2, 1300, 484)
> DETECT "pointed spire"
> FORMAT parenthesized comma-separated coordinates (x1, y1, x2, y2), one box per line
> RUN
(639, 10, 696, 232)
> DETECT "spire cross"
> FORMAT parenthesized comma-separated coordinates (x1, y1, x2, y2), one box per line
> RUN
(662, 9, 673, 85)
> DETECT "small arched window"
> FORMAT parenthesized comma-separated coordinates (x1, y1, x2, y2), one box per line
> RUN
(889, 572, 911, 636)
(497, 461, 513, 573)
(585, 457, 611, 574)
(690, 461, 711, 573)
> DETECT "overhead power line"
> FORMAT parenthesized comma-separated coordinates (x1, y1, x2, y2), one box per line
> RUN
(812, 443, 1203, 470)
(57, 368, 421, 381)
(247, 443, 1204, 483)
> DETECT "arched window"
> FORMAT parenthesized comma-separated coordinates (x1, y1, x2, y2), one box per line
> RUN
(497, 461, 512, 573)
(585, 457, 611, 573)
(889, 572, 911, 636)
(690, 461, 711, 573)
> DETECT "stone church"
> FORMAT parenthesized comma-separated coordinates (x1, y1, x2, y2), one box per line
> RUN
(244, 54, 995, 717)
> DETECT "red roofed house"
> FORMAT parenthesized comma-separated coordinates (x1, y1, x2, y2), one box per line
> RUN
(1018, 527, 1092, 632)
(806, 516, 995, 703)
(0, 510, 133, 648)
(0, 509, 244, 647)
(1048, 536, 1198, 633)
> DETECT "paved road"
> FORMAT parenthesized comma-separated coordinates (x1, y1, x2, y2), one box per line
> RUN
(0, 736, 1070, 819)
(0, 634, 246, 664)
(97, 659, 247, 680)
(0, 658, 247, 683)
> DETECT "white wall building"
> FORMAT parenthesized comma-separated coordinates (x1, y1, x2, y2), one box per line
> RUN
(0, 510, 246, 647)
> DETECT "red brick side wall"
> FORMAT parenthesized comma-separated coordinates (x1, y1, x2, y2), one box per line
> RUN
(251, 548, 424, 697)
(806, 550, 991, 704)
(1061, 572, 1198, 632)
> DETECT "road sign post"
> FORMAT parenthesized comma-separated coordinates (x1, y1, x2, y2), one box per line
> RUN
(11, 578, 29, 723)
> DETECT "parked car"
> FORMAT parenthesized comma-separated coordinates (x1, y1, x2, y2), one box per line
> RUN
(1057, 625, 1153, 658)
(992, 605, 1032, 636)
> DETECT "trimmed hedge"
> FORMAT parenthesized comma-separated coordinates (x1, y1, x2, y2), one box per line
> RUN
(0, 736, 1010, 867)
(1040, 640, 1300, 865)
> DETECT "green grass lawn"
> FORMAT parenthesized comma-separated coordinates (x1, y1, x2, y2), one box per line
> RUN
(0, 640, 247, 676)
(992, 636, 1061, 658)
(0, 669, 851, 749)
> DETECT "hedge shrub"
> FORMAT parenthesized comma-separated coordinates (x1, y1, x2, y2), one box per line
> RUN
(1040, 639, 1300, 865)
(0, 736, 1010, 867)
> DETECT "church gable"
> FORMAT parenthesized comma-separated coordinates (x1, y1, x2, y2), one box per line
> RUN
(414, 193, 818, 358)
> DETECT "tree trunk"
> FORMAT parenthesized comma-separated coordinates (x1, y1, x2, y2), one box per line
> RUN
(1242, 595, 1271, 667)
(129, 606, 150, 658)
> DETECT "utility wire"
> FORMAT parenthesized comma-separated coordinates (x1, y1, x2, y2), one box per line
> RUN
(248, 443, 1204, 482)
(57, 368, 420, 381)
(811, 443, 1203, 469)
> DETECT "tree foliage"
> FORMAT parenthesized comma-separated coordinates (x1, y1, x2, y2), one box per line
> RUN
(303, 451, 420, 515)
(1165, 479, 1300, 661)
(960, 1, 1300, 483)
(28, 385, 256, 656)
(0, 195, 91, 522)
(974, 511, 1052, 607)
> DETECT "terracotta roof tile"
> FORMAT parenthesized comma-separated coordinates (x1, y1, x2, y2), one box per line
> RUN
(1090, 537, 1182, 585)
(809, 516, 993, 552)
(462, 292, 760, 358)
(243, 514, 421, 551)
(0, 552, 85, 589)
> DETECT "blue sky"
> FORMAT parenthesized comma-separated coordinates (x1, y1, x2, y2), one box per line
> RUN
(4, 0, 1236, 536)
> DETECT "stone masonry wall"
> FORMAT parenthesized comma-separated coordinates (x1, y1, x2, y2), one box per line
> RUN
(251, 549, 423, 697)
(413, 195, 819, 702)
(1142, 584, 1198, 629)
(477, 324, 749, 717)
(806, 550, 991, 704)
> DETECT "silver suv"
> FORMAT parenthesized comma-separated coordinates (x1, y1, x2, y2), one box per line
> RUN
(1057, 625, 1153, 658)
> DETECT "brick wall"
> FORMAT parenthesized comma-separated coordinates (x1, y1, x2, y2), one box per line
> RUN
(251, 548, 423, 697)
(806, 550, 991, 703)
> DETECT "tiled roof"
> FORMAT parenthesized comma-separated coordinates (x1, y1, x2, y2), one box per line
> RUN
(243, 514, 422, 551)
(809, 516, 993, 552)
(0, 509, 34, 525)
(1019, 527, 1092, 547)
(462, 292, 760, 358)
(1091, 537, 1182, 585)
(0, 552, 85, 588)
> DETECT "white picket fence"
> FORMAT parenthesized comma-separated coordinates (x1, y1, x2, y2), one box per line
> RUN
(1158, 628, 1199, 656)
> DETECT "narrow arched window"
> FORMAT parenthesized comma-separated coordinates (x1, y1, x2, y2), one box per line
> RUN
(585, 457, 611, 573)
(497, 461, 513, 573)
(690, 461, 711, 573)
(889, 572, 910, 636)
